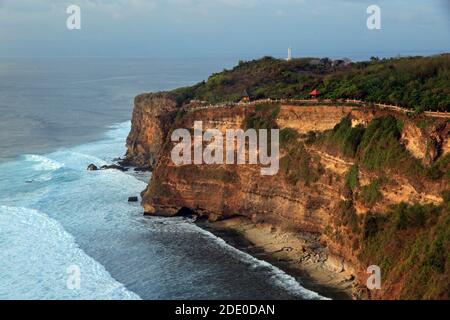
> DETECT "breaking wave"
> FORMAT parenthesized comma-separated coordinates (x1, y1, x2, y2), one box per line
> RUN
(0, 205, 140, 300)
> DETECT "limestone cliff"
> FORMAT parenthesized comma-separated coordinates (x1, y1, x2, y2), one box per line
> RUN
(125, 93, 450, 299)
(125, 93, 178, 168)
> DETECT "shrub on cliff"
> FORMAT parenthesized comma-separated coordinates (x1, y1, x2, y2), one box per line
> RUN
(280, 143, 320, 186)
(279, 128, 300, 150)
(323, 116, 365, 158)
(278, 126, 323, 186)
(345, 164, 359, 192)
(362, 212, 382, 240)
(356, 116, 426, 181)
(357, 116, 403, 169)
(427, 153, 450, 181)
(336, 200, 359, 233)
(243, 103, 280, 130)
(359, 179, 383, 208)
(359, 202, 449, 299)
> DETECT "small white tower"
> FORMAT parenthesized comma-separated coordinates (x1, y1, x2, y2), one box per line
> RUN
(287, 47, 292, 61)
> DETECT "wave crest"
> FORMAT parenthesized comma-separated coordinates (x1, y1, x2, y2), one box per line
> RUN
(23, 154, 64, 171)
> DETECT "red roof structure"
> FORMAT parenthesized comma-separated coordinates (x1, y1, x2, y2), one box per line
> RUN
(310, 89, 320, 97)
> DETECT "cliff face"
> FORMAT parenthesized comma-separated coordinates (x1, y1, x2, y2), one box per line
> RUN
(125, 93, 178, 168)
(142, 104, 358, 228)
(126, 93, 450, 299)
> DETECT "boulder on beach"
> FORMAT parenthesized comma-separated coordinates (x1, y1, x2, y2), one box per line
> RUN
(87, 164, 98, 171)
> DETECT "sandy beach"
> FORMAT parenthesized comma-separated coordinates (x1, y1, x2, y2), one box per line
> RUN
(198, 217, 356, 300)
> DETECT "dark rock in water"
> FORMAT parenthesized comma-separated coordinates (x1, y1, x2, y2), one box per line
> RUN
(87, 164, 98, 171)
(100, 164, 128, 172)
(128, 196, 139, 202)
(134, 166, 153, 172)
(117, 158, 132, 167)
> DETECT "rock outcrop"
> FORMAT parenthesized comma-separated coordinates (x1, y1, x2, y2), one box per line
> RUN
(125, 93, 178, 168)
(87, 164, 98, 171)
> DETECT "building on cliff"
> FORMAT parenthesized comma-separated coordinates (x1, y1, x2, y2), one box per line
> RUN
(310, 89, 320, 99)
(240, 90, 250, 103)
(287, 47, 293, 61)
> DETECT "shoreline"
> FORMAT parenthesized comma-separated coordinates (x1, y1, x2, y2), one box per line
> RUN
(197, 216, 355, 300)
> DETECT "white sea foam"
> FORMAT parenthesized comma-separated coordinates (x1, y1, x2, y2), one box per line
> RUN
(23, 154, 64, 171)
(0, 205, 140, 300)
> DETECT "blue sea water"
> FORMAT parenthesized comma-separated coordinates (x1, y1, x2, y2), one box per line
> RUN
(0, 58, 325, 300)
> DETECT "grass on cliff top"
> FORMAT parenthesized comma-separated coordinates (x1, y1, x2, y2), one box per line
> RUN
(169, 54, 450, 112)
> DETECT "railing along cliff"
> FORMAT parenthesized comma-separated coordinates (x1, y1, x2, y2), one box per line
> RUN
(187, 98, 450, 119)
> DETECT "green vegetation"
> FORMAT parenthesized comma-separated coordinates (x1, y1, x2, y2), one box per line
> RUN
(324, 117, 365, 158)
(282, 107, 449, 299)
(280, 143, 320, 186)
(416, 117, 437, 130)
(329, 198, 449, 299)
(359, 201, 449, 299)
(336, 200, 360, 233)
(243, 103, 280, 130)
(345, 164, 359, 192)
(169, 54, 450, 112)
(321, 116, 427, 185)
(277, 125, 323, 186)
(357, 116, 409, 171)
(319, 115, 449, 190)
(427, 153, 450, 181)
(279, 128, 301, 150)
(359, 179, 383, 208)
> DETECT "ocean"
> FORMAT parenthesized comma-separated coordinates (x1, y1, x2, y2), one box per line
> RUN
(0, 57, 325, 300)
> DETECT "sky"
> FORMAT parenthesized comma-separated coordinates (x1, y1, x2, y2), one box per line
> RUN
(0, 0, 449, 59)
